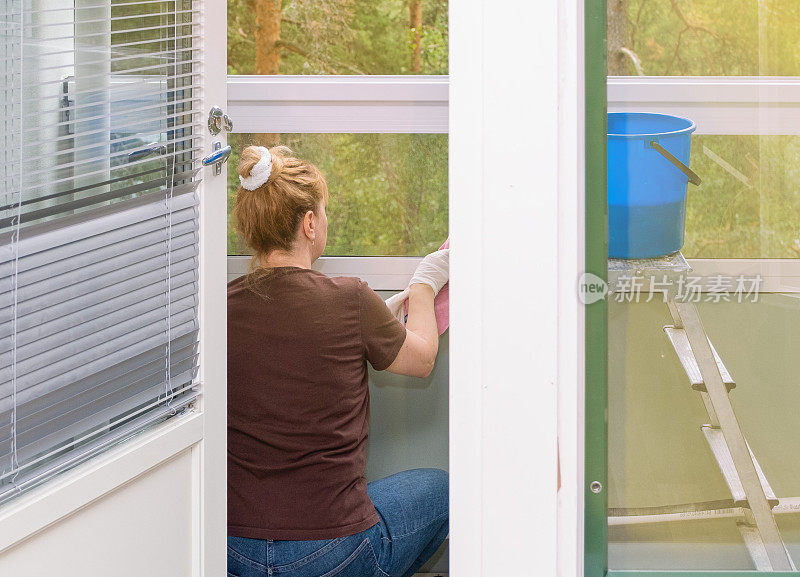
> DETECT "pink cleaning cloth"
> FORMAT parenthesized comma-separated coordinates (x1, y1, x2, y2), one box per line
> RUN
(403, 239, 449, 335)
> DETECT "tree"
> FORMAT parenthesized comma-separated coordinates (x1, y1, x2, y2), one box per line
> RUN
(409, 0, 423, 73)
(607, 0, 629, 74)
(255, 0, 281, 74)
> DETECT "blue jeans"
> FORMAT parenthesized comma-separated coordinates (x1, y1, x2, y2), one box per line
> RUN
(227, 468, 449, 577)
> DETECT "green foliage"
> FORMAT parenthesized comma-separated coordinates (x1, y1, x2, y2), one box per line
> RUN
(685, 136, 800, 258)
(227, 0, 448, 75)
(625, 0, 800, 76)
(227, 134, 448, 256)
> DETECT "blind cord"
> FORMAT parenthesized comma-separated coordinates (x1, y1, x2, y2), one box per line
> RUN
(10, 4, 24, 491)
(165, 142, 175, 415)
(164, 3, 182, 415)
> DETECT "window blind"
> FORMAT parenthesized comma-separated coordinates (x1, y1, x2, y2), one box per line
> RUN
(0, 0, 201, 503)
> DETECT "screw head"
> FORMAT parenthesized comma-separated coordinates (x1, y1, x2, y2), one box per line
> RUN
(590, 481, 603, 494)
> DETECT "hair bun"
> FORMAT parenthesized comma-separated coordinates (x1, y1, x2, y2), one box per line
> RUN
(238, 146, 273, 190)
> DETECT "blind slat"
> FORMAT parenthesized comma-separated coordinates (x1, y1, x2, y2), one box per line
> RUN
(9, 0, 197, 16)
(30, 48, 196, 75)
(0, 205, 197, 276)
(0, 239, 198, 309)
(3, 342, 198, 424)
(3, 366, 198, 466)
(0, 291, 197, 367)
(4, 168, 198, 223)
(24, 135, 198, 180)
(0, 352, 198, 454)
(20, 94, 199, 132)
(22, 58, 202, 91)
(0, 261, 198, 331)
(0, 304, 196, 384)
(0, 188, 197, 260)
(0, 331, 198, 411)
(23, 7, 200, 31)
(0, 268, 197, 342)
(0, 316, 198, 399)
(0, 177, 200, 231)
(14, 107, 199, 143)
(25, 23, 200, 48)
(24, 126, 196, 169)
(13, 169, 197, 217)
(13, 72, 198, 113)
(11, 162, 200, 213)
(22, 80, 200, 120)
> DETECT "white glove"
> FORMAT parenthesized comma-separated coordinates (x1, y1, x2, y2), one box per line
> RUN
(384, 288, 409, 323)
(409, 248, 449, 296)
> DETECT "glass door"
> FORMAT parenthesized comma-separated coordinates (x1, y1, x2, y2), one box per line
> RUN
(587, 0, 800, 574)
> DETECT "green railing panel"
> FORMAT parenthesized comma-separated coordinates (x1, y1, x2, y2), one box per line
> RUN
(584, 1, 609, 577)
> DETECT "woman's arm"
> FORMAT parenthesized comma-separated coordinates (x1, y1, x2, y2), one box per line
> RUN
(386, 283, 439, 378)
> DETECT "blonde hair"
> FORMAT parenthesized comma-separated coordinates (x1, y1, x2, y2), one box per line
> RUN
(233, 144, 328, 260)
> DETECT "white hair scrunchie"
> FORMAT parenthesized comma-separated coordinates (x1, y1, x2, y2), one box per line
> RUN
(238, 146, 273, 190)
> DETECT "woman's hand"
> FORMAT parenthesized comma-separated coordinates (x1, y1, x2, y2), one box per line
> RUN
(384, 249, 448, 378)
(409, 249, 449, 296)
(386, 284, 438, 377)
(384, 249, 449, 323)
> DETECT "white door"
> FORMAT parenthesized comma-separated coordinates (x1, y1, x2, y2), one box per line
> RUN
(0, 1, 228, 575)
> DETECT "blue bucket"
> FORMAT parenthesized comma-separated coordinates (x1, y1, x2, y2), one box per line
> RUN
(608, 112, 701, 259)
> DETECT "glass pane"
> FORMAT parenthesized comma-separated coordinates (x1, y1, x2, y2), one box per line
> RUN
(606, 3, 800, 570)
(684, 136, 800, 259)
(227, 0, 448, 75)
(227, 133, 448, 255)
(610, 0, 800, 76)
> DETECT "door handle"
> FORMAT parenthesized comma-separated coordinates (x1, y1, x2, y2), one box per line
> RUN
(202, 142, 231, 175)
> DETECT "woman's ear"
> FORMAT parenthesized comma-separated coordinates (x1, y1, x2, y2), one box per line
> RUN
(303, 210, 316, 242)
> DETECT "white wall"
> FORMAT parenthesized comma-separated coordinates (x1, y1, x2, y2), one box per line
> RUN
(0, 448, 196, 577)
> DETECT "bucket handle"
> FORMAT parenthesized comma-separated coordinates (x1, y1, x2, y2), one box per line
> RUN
(649, 140, 702, 186)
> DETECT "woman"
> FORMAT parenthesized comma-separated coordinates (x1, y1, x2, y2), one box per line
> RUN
(227, 145, 449, 577)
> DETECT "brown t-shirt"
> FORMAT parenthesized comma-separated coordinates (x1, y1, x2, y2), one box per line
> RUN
(227, 267, 406, 540)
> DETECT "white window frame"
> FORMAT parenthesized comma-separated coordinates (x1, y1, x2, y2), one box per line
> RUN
(227, 75, 448, 134)
(608, 75, 800, 135)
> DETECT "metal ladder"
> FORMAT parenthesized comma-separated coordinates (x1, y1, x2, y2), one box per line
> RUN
(609, 253, 795, 571)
